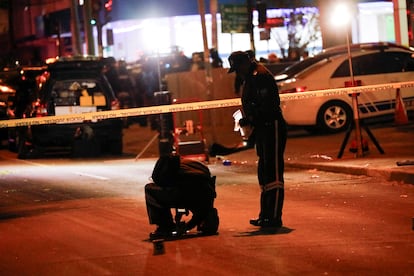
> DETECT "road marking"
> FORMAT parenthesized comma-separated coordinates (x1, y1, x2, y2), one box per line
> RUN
(1, 157, 109, 180)
(73, 171, 109, 180)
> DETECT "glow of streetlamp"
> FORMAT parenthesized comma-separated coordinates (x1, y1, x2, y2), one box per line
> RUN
(331, 2, 365, 158)
(331, 3, 351, 28)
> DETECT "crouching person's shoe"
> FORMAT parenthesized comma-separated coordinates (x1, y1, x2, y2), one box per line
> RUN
(149, 226, 174, 240)
(197, 208, 219, 235)
(249, 218, 282, 228)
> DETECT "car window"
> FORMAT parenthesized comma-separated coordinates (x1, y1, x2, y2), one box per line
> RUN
(332, 51, 414, 78)
(51, 79, 107, 107)
(294, 58, 332, 78)
(401, 53, 414, 71)
(277, 57, 320, 76)
(276, 52, 343, 78)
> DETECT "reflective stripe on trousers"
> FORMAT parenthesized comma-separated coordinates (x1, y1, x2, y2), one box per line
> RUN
(261, 119, 284, 220)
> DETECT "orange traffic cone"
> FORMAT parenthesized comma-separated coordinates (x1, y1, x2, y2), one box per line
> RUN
(395, 88, 409, 125)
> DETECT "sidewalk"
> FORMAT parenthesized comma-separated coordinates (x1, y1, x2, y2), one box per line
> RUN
(124, 121, 414, 184)
(226, 149, 414, 185)
(210, 122, 414, 185)
(286, 156, 414, 184)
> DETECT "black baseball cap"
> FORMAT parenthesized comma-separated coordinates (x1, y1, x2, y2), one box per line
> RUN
(228, 51, 250, 73)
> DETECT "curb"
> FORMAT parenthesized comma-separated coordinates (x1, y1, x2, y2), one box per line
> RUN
(286, 162, 414, 185)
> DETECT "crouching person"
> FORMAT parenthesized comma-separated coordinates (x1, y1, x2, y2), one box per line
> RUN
(145, 154, 219, 240)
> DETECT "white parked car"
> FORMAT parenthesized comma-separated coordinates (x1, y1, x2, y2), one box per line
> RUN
(276, 43, 414, 133)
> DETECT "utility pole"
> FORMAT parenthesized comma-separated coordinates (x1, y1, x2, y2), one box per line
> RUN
(210, 0, 218, 50)
(70, 0, 82, 55)
(198, 0, 213, 98)
(198, 0, 217, 141)
(83, 0, 95, 55)
(92, 0, 104, 57)
(247, 0, 256, 54)
(393, 0, 409, 46)
(93, 0, 112, 57)
(8, 0, 15, 55)
(96, 21, 103, 56)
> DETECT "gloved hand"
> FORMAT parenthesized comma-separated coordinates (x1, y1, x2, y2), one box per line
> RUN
(239, 117, 251, 127)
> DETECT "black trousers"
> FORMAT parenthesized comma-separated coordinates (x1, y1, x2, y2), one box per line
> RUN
(254, 118, 287, 222)
(145, 181, 214, 229)
(145, 184, 179, 228)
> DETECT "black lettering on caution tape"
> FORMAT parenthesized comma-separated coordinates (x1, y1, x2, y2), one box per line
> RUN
(0, 82, 412, 128)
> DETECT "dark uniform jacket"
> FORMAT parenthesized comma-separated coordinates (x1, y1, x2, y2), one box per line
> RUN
(241, 62, 283, 126)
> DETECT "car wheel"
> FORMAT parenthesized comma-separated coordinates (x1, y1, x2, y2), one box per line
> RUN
(317, 100, 353, 133)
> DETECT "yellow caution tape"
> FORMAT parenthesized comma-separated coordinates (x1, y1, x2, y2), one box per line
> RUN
(0, 98, 242, 128)
(0, 81, 413, 128)
(279, 81, 414, 101)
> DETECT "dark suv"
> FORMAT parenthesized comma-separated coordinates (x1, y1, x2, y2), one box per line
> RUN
(17, 56, 123, 159)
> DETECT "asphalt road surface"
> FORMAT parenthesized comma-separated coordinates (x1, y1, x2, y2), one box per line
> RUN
(0, 124, 413, 275)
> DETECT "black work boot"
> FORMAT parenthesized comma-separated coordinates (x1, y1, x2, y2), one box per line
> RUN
(249, 218, 282, 228)
(251, 188, 284, 228)
(149, 223, 175, 240)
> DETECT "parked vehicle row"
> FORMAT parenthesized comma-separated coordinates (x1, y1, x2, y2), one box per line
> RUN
(1, 57, 124, 159)
(275, 42, 414, 133)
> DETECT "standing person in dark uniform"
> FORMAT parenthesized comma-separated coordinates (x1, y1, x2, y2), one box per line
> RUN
(228, 51, 287, 228)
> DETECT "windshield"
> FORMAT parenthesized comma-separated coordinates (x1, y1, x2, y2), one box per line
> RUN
(50, 79, 107, 107)
(276, 57, 320, 78)
(274, 52, 346, 81)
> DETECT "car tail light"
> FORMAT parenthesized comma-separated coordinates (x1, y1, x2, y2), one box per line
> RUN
(279, 86, 307, 94)
(111, 99, 120, 110)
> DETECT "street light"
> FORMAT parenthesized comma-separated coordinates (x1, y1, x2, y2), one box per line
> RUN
(332, 4, 355, 83)
(331, 3, 364, 157)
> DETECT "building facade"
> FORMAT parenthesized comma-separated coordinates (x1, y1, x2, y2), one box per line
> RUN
(0, 0, 412, 66)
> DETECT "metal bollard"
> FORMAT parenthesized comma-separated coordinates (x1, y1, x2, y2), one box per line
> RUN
(154, 91, 174, 156)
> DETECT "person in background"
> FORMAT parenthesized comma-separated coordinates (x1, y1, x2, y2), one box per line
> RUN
(227, 51, 287, 229)
(190, 52, 205, 71)
(210, 48, 223, 68)
(136, 57, 161, 128)
(267, 52, 280, 63)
